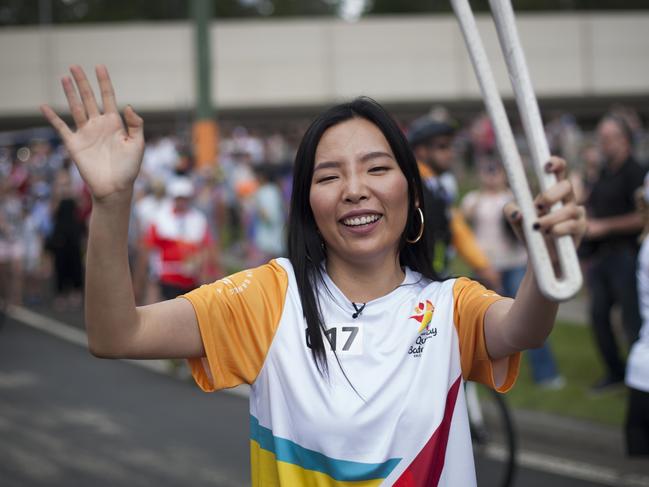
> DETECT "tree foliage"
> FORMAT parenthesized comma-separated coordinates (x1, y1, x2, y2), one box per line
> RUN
(0, 0, 647, 26)
(0, 0, 340, 25)
(368, 0, 649, 15)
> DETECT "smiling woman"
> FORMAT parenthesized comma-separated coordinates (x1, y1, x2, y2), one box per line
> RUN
(311, 120, 410, 263)
(288, 99, 437, 373)
(40, 66, 586, 486)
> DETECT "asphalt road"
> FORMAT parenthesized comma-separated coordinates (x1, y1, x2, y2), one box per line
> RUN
(1, 308, 646, 487)
(0, 319, 250, 487)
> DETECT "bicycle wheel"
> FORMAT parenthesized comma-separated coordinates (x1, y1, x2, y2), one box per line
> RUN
(467, 382, 517, 487)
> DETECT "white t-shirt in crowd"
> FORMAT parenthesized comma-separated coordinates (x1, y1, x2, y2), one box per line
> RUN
(460, 190, 527, 271)
(253, 183, 286, 256)
(626, 237, 649, 392)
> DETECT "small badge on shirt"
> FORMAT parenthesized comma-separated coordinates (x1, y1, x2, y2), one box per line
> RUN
(306, 323, 363, 355)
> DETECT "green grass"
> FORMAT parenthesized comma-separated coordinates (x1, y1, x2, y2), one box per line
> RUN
(506, 321, 627, 426)
(447, 254, 627, 426)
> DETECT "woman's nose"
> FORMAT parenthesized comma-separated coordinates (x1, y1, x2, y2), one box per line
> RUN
(343, 174, 369, 203)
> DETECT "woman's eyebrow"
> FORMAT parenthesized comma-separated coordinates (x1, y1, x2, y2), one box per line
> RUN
(360, 151, 394, 162)
(313, 160, 341, 172)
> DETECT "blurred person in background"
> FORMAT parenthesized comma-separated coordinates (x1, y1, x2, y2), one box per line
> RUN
(194, 166, 225, 233)
(571, 141, 602, 206)
(264, 130, 292, 165)
(46, 169, 85, 310)
(21, 182, 53, 304)
(408, 115, 501, 290)
(142, 176, 213, 300)
(173, 149, 194, 177)
(462, 158, 564, 389)
(467, 112, 496, 171)
(0, 145, 13, 180)
(7, 147, 30, 196)
(545, 112, 583, 167)
(227, 126, 264, 165)
(27, 139, 56, 182)
(56, 155, 92, 224)
(132, 177, 166, 305)
(225, 148, 257, 256)
(141, 132, 179, 183)
(0, 185, 25, 306)
(215, 141, 240, 250)
(609, 105, 647, 160)
(625, 173, 649, 457)
(251, 164, 286, 265)
(193, 166, 224, 282)
(571, 141, 603, 281)
(229, 149, 260, 267)
(584, 114, 647, 392)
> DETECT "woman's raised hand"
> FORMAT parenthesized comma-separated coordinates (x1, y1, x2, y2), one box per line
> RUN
(40, 65, 145, 203)
(504, 156, 587, 260)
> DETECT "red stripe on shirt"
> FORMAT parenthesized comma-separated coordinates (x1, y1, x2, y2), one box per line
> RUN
(393, 375, 462, 486)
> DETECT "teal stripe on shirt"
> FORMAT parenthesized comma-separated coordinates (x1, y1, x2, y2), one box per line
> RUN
(250, 415, 401, 482)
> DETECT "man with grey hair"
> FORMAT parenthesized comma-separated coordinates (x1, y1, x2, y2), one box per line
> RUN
(585, 114, 647, 392)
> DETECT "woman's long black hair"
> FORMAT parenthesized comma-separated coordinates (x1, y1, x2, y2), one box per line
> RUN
(287, 97, 438, 374)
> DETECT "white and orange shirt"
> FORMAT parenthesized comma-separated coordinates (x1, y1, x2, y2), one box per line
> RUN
(183, 258, 520, 486)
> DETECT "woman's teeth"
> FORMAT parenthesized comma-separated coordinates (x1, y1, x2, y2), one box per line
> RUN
(342, 215, 381, 227)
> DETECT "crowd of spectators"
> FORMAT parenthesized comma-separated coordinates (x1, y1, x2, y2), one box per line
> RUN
(0, 123, 300, 310)
(2, 107, 648, 305)
(1, 107, 648, 432)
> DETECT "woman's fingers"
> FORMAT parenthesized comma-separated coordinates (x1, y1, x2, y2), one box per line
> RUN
(61, 76, 87, 128)
(534, 179, 574, 212)
(546, 218, 585, 239)
(70, 65, 100, 118)
(124, 105, 144, 140)
(535, 203, 587, 248)
(503, 201, 525, 242)
(534, 203, 583, 232)
(542, 206, 587, 243)
(96, 65, 119, 114)
(544, 156, 568, 181)
(40, 104, 73, 142)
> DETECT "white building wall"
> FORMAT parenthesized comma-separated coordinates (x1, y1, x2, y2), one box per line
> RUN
(0, 12, 648, 116)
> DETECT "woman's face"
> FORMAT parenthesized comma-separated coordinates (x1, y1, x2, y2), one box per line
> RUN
(478, 162, 506, 190)
(309, 117, 410, 266)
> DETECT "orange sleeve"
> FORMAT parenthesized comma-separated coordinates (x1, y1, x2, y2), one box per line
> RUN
(450, 209, 491, 271)
(452, 277, 520, 392)
(181, 260, 288, 392)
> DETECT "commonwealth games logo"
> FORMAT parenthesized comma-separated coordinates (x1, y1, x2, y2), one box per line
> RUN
(409, 300, 435, 333)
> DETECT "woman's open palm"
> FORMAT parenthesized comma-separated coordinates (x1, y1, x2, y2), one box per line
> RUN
(40, 65, 145, 202)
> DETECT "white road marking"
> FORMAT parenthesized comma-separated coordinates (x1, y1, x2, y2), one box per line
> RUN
(9, 305, 88, 348)
(485, 444, 649, 486)
(6, 305, 250, 398)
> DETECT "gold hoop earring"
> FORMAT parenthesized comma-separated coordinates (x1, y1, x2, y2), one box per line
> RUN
(406, 207, 424, 244)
